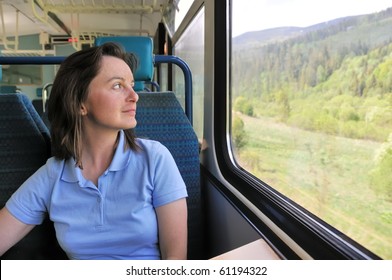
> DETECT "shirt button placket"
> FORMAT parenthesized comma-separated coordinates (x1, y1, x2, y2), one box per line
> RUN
(97, 177, 105, 227)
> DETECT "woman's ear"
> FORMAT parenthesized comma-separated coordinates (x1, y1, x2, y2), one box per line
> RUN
(80, 104, 87, 116)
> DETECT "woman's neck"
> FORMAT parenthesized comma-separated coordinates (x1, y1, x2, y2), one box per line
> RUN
(80, 129, 120, 186)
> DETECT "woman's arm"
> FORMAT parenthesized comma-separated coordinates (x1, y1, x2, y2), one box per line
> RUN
(156, 198, 188, 260)
(0, 207, 35, 256)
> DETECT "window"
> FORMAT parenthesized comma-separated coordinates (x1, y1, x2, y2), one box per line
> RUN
(163, 0, 196, 38)
(230, 0, 392, 259)
(174, 6, 205, 140)
(1, 65, 42, 85)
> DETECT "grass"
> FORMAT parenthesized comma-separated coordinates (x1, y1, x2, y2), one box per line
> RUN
(235, 113, 392, 259)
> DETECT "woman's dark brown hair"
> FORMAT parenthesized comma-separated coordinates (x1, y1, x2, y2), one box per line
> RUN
(47, 42, 139, 167)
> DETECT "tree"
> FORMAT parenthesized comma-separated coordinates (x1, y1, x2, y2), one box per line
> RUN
(233, 96, 254, 116)
(370, 133, 392, 201)
(232, 115, 247, 150)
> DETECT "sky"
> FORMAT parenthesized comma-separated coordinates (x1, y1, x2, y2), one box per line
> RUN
(232, 0, 392, 37)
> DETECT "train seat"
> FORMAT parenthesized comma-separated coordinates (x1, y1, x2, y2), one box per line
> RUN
(95, 36, 204, 259)
(0, 93, 66, 259)
(0, 85, 17, 93)
(135, 91, 203, 259)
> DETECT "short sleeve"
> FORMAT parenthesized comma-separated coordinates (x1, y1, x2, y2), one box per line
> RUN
(150, 143, 188, 208)
(5, 159, 55, 225)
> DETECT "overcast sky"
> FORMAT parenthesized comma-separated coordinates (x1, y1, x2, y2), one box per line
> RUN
(232, 0, 392, 37)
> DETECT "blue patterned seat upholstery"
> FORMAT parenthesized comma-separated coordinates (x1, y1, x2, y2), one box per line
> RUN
(0, 93, 66, 259)
(135, 91, 203, 260)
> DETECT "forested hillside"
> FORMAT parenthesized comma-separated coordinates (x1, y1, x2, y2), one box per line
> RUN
(232, 7, 392, 142)
(232, 7, 392, 205)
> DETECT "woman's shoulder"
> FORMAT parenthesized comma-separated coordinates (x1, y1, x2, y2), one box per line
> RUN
(45, 156, 65, 168)
(39, 156, 66, 178)
(136, 138, 167, 151)
(134, 138, 173, 161)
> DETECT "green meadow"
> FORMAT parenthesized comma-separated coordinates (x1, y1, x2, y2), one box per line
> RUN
(234, 113, 392, 259)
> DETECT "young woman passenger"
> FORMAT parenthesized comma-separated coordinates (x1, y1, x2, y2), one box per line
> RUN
(0, 42, 188, 260)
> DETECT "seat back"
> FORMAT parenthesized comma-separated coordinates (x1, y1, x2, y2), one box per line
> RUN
(0, 93, 66, 259)
(135, 92, 203, 259)
(95, 36, 154, 91)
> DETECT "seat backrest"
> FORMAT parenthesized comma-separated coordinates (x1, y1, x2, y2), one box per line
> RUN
(0, 85, 17, 93)
(135, 91, 203, 259)
(0, 93, 66, 259)
(95, 36, 154, 91)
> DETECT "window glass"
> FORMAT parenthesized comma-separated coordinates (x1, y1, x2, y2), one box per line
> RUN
(163, 0, 195, 38)
(174, 7, 205, 140)
(231, 0, 392, 259)
(1, 65, 42, 85)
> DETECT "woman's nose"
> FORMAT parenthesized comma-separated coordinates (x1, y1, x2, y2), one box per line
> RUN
(126, 85, 139, 102)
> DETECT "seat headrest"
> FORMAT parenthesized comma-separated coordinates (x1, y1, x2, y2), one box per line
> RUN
(94, 36, 154, 91)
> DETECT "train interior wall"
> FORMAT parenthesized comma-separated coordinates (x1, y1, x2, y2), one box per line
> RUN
(203, 179, 261, 259)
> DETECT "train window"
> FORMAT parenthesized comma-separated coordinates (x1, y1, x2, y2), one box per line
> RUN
(1, 65, 42, 85)
(230, 0, 392, 259)
(174, 6, 205, 140)
(164, 0, 196, 38)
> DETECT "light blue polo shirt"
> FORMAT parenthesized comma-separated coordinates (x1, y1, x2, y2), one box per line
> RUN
(6, 130, 188, 260)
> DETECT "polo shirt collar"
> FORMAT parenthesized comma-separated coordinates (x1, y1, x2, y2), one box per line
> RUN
(61, 130, 131, 185)
(108, 130, 131, 172)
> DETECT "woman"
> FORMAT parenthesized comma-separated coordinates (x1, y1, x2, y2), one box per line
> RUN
(0, 42, 188, 260)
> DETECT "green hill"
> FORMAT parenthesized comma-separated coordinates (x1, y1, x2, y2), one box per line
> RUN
(232, 7, 392, 142)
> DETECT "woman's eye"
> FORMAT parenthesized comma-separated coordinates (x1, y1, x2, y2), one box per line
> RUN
(113, 83, 122, 89)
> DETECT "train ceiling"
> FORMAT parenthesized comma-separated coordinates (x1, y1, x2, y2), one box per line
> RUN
(0, 0, 173, 38)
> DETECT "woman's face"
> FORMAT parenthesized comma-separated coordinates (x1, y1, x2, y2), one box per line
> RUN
(81, 55, 139, 133)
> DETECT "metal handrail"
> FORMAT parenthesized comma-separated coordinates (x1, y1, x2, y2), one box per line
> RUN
(41, 83, 53, 113)
(0, 55, 193, 124)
